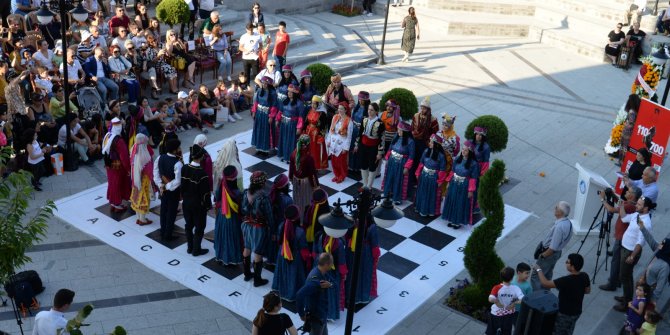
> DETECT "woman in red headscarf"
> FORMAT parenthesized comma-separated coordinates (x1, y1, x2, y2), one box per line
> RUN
(214, 165, 243, 265)
(290, 134, 320, 214)
(271, 204, 309, 301)
(326, 102, 353, 183)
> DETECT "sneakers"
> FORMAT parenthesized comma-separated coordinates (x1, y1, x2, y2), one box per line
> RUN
(363, 10, 368, 15)
(227, 75, 232, 81)
(367, 12, 373, 17)
(218, 76, 223, 81)
(228, 115, 236, 123)
(234, 113, 243, 120)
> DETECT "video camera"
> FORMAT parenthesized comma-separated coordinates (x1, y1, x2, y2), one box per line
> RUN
(597, 187, 617, 206)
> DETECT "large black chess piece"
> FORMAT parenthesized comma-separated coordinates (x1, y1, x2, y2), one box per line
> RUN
(514, 290, 558, 335)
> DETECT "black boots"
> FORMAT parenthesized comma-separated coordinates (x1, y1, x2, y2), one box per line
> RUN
(243, 256, 253, 282)
(253, 260, 268, 287)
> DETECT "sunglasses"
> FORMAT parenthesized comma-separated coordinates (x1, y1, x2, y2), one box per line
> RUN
(268, 64, 275, 67)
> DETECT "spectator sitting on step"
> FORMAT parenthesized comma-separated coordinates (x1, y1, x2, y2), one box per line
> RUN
(654, 2, 670, 35)
(624, 0, 647, 26)
(201, 11, 220, 38)
(238, 72, 254, 106)
(627, 22, 646, 64)
(254, 60, 281, 88)
(606, 23, 626, 66)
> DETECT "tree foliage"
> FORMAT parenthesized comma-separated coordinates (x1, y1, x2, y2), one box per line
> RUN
(464, 115, 509, 153)
(0, 145, 55, 286)
(306, 63, 334, 95)
(380, 88, 418, 121)
(58, 304, 126, 335)
(460, 159, 506, 309)
(156, 0, 191, 27)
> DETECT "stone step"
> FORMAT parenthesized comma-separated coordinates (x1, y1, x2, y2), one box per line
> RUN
(392, 0, 536, 16)
(273, 15, 344, 68)
(528, 24, 607, 62)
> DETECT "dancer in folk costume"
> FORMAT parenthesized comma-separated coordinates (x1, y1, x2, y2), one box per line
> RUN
(437, 113, 460, 195)
(442, 140, 480, 229)
(130, 133, 154, 226)
(410, 97, 439, 185)
(414, 134, 448, 217)
(181, 144, 213, 257)
(277, 84, 304, 162)
(267, 174, 294, 266)
(213, 139, 244, 191)
(302, 95, 329, 170)
(313, 231, 348, 321)
(382, 121, 415, 205)
(251, 76, 279, 154)
(242, 171, 274, 287)
(355, 102, 385, 189)
(154, 138, 184, 241)
(289, 134, 320, 215)
(345, 213, 380, 305)
(472, 126, 490, 213)
(380, 99, 400, 153)
(102, 117, 131, 212)
(272, 204, 309, 301)
(213, 165, 243, 265)
(275, 65, 299, 150)
(299, 70, 317, 113)
(348, 91, 370, 177)
(327, 102, 353, 183)
(303, 188, 329, 249)
(192, 134, 213, 192)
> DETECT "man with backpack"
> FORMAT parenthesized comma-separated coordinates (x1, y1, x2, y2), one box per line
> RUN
(32, 288, 75, 335)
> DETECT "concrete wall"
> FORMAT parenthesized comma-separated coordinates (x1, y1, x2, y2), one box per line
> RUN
(224, 0, 343, 14)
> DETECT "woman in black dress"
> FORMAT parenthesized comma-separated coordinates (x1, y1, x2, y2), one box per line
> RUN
(252, 291, 298, 335)
(606, 23, 626, 66)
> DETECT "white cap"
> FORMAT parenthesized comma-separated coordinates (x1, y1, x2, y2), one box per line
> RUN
(177, 91, 188, 99)
(81, 30, 92, 41)
(54, 40, 63, 54)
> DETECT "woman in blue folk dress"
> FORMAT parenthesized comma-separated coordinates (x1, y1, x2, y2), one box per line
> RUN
(251, 76, 278, 154)
(473, 126, 490, 213)
(299, 70, 317, 115)
(442, 140, 480, 229)
(382, 121, 415, 205)
(275, 65, 299, 150)
(267, 174, 294, 266)
(313, 231, 348, 321)
(214, 166, 243, 265)
(414, 134, 448, 217)
(241, 171, 274, 287)
(277, 84, 304, 162)
(348, 91, 370, 176)
(272, 204, 308, 301)
(345, 215, 380, 305)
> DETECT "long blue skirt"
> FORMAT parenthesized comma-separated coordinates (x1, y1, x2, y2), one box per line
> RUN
(345, 242, 374, 304)
(214, 212, 243, 264)
(348, 124, 361, 171)
(278, 118, 299, 162)
(441, 178, 472, 227)
(242, 224, 267, 255)
(251, 109, 271, 152)
(272, 249, 306, 301)
(415, 170, 440, 216)
(265, 232, 279, 265)
(383, 155, 408, 203)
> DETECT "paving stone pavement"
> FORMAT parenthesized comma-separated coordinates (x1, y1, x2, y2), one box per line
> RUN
(2, 4, 669, 335)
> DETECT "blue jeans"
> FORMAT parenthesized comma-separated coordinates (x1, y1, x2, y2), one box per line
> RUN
(216, 51, 232, 78)
(275, 55, 286, 69)
(121, 79, 139, 104)
(96, 77, 119, 102)
(657, 12, 669, 33)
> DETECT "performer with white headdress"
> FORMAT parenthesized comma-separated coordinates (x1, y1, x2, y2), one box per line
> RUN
(213, 139, 244, 190)
(130, 133, 154, 226)
(192, 134, 213, 192)
(102, 116, 131, 213)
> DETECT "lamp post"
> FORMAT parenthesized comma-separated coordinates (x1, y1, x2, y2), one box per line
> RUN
(378, 0, 392, 65)
(319, 187, 403, 335)
(36, 0, 89, 171)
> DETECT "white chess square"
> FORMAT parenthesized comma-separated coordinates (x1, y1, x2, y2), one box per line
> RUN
(389, 238, 439, 266)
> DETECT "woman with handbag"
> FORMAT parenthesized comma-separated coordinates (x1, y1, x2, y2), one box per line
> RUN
(109, 45, 140, 105)
(145, 34, 178, 94)
(165, 29, 196, 88)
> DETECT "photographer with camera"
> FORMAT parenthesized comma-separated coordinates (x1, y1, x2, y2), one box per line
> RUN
(531, 201, 573, 291)
(296, 252, 334, 335)
(614, 196, 656, 312)
(599, 186, 642, 292)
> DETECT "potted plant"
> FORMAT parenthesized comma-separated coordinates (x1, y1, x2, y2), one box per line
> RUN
(380, 88, 418, 121)
(156, 0, 191, 28)
(306, 63, 335, 95)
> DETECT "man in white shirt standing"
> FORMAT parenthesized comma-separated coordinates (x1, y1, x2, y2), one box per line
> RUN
(614, 196, 655, 312)
(254, 59, 281, 88)
(32, 289, 75, 335)
(239, 23, 261, 82)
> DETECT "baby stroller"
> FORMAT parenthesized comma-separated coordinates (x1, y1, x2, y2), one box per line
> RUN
(76, 86, 105, 119)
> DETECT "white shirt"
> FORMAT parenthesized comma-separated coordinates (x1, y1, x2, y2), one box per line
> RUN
(200, 0, 214, 11)
(254, 68, 281, 85)
(621, 212, 652, 251)
(111, 37, 128, 54)
(239, 32, 261, 60)
(326, 115, 353, 157)
(58, 123, 81, 147)
(90, 35, 107, 48)
(59, 60, 83, 81)
(489, 283, 524, 316)
(32, 309, 67, 335)
(183, 0, 194, 10)
(153, 154, 183, 191)
(33, 50, 54, 70)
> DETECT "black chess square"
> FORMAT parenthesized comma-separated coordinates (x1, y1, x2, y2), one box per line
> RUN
(318, 184, 337, 197)
(95, 203, 135, 222)
(202, 258, 244, 280)
(410, 226, 455, 251)
(341, 182, 364, 197)
(402, 204, 438, 225)
(146, 226, 187, 249)
(245, 161, 287, 180)
(242, 147, 276, 159)
(377, 252, 419, 280)
(347, 170, 362, 181)
(377, 227, 406, 251)
(150, 205, 184, 221)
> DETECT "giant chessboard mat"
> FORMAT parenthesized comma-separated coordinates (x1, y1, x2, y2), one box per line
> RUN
(55, 130, 530, 335)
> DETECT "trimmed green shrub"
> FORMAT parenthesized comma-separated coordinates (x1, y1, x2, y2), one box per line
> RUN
(380, 88, 418, 121)
(156, 0, 190, 27)
(306, 63, 335, 95)
(460, 159, 506, 311)
(465, 115, 509, 153)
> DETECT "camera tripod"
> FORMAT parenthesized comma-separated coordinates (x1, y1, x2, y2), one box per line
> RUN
(576, 202, 614, 284)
